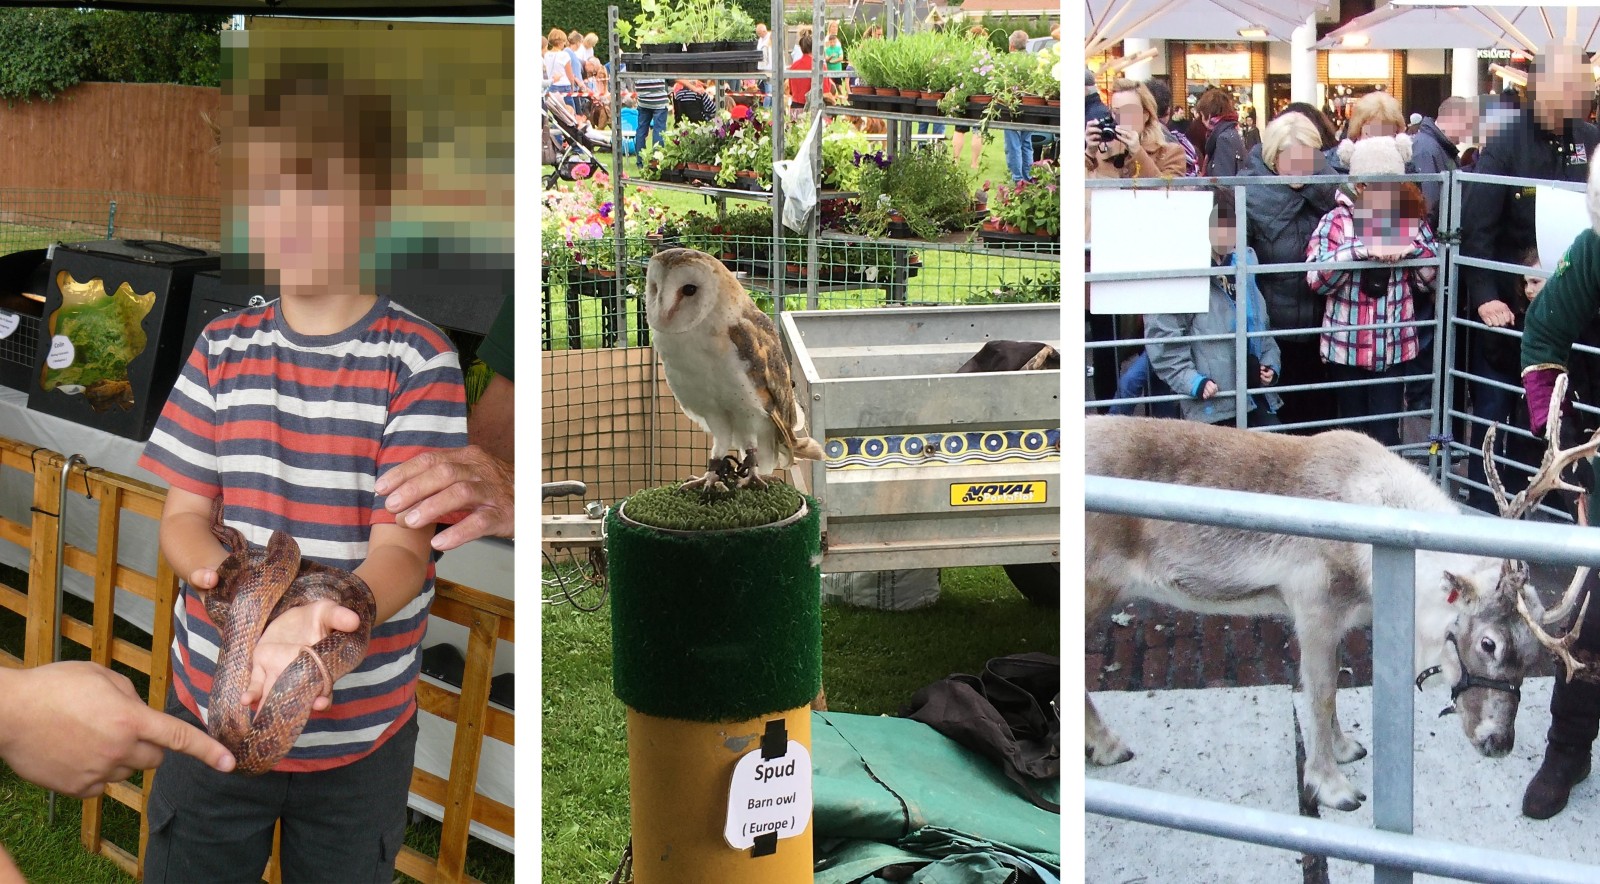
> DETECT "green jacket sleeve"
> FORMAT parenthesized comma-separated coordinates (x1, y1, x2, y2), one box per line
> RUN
(477, 293, 515, 382)
(1523, 229, 1600, 373)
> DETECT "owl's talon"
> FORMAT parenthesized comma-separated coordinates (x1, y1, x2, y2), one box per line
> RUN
(737, 472, 768, 490)
(679, 471, 723, 492)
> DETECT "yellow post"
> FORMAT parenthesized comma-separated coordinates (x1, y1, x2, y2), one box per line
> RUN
(627, 708, 812, 883)
(606, 488, 822, 884)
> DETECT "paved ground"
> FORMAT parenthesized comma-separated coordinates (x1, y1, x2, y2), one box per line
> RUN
(1086, 679, 1600, 884)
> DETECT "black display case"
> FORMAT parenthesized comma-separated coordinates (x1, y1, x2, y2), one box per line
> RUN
(27, 240, 220, 440)
(0, 249, 49, 393)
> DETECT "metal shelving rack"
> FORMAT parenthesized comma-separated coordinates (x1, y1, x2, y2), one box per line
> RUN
(795, 0, 1065, 304)
(600, 0, 1064, 326)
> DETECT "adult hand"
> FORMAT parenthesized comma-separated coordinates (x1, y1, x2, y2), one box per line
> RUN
(241, 601, 362, 712)
(375, 445, 514, 552)
(0, 662, 235, 797)
(1478, 299, 1516, 328)
(1260, 366, 1277, 386)
(1201, 380, 1219, 400)
(1083, 119, 1104, 151)
(1524, 367, 1565, 437)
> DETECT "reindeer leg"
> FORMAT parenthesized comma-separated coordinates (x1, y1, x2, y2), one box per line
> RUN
(1294, 607, 1366, 811)
(1086, 576, 1134, 765)
(1331, 707, 1368, 764)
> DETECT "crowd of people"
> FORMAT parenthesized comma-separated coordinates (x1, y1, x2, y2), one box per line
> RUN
(1088, 55, 1580, 500)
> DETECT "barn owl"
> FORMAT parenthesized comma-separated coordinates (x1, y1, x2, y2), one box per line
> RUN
(644, 248, 824, 491)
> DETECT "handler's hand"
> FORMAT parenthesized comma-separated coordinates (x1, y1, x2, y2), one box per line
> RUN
(376, 445, 514, 552)
(1478, 299, 1516, 328)
(241, 602, 361, 713)
(1201, 380, 1219, 400)
(0, 662, 234, 797)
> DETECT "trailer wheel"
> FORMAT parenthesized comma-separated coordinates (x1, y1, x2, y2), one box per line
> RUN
(1003, 562, 1059, 607)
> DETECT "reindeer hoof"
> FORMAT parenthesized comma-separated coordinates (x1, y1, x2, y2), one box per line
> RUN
(1086, 741, 1134, 766)
(1303, 772, 1365, 811)
(1335, 738, 1368, 764)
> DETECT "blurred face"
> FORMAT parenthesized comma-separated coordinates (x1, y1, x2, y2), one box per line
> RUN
(756, 24, 767, 37)
(244, 132, 377, 296)
(1359, 116, 1400, 139)
(1353, 184, 1420, 255)
(1110, 90, 1148, 132)
(1276, 141, 1319, 185)
(1438, 105, 1476, 142)
(1209, 217, 1237, 255)
(1533, 48, 1592, 125)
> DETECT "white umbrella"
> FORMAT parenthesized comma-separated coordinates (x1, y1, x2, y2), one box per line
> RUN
(1085, 0, 1324, 55)
(1313, 4, 1566, 52)
(1375, 0, 1600, 52)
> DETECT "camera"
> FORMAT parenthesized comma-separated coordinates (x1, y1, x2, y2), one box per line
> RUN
(1093, 115, 1120, 146)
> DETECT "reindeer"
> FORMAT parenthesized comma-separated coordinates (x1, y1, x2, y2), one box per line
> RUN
(1084, 413, 1589, 811)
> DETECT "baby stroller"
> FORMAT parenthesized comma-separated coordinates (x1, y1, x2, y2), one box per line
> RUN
(544, 92, 609, 188)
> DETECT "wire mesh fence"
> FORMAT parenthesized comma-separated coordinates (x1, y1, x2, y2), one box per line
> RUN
(541, 232, 1061, 516)
(0, 189, 220, 255)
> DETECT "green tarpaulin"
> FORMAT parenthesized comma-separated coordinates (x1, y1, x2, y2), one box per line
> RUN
(811, 711, 1060, 884)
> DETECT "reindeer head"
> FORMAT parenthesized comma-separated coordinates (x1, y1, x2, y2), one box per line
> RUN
(1420, 557, 1542, 756)
(1483, 373, 1600, 685)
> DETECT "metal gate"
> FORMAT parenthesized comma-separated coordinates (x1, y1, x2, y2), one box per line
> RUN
(1085, 168, 1600, 881)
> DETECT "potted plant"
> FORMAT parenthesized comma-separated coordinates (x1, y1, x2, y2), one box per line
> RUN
(983, 162, 1061, 248)
(849, 144, 977, 241)
(982, 50, 1035, 124)
(939, 39, 997, 119)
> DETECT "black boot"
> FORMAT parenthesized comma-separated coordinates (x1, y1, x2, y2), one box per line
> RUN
(1523, 741, 1591, 820)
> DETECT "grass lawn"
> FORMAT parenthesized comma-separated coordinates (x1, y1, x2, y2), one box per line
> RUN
(541, 564, 1061, 883)
(0, 564, 514, 883)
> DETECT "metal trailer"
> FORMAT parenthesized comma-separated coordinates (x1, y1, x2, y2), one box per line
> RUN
(779, 303, 1060, 603)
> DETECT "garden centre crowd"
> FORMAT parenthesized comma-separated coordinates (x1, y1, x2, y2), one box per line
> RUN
(541, 19, 1061, 184)
(1086, 43, 1600, 515)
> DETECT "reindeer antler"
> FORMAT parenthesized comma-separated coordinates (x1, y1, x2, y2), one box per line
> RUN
(1517, 578, 1591, 682)
(1485, 373, 1600, 681)
(1482, 374, 1600, 520)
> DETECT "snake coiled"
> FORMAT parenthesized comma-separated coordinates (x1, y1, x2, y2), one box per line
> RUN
(205, 503, 377, 775)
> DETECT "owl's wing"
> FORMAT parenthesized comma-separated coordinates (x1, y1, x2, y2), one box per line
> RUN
(731, 302, 803, 454)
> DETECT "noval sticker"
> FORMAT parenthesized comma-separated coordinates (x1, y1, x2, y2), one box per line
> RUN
(723, 740, 813, 850)
(46, 335, 75, 370)
(950, 481, 1048, 506)
(0, 310, 17, 340)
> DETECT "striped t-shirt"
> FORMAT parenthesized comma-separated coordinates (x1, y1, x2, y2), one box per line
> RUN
(635, 77, 669, 110)
(138, 296, 468, 772)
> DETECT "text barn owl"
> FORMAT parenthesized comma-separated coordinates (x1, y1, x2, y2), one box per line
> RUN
(644, 249, 824, 491)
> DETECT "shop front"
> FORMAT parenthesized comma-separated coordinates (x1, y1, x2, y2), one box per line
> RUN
(1319, 49, 1402, 133)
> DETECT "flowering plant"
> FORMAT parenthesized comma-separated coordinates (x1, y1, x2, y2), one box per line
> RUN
(541, 175, 667, 275)
(937, 42, 997, 116)
(850, 143, 976, 240)
(987, 161, 1060, 236)
(1030, 44, 1062, 99)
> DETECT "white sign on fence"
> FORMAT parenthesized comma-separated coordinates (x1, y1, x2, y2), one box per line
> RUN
(723, 739, 812, 850)
(0, 311, 17, 341)
(1090, 188, 1212, 315)
(1534, 184, 1589, 273)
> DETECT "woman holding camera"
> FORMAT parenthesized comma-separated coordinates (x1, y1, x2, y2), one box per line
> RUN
(1085, 79, 1186, 179)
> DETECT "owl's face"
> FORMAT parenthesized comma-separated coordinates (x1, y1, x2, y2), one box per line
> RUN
(645, 248, 734, 334)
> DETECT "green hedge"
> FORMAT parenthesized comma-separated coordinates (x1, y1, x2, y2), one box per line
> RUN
(0, 9, 224, 103)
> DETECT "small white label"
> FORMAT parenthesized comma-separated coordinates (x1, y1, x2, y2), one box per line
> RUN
(46, 335, 75, 369)
(723, 740, 812, 850)
(0, 310, 17, 340)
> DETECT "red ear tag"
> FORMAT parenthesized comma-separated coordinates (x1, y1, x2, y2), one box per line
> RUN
(1448, 590, 1459, 604)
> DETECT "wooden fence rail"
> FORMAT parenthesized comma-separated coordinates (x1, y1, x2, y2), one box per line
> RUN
(0, 436, 512, 882)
